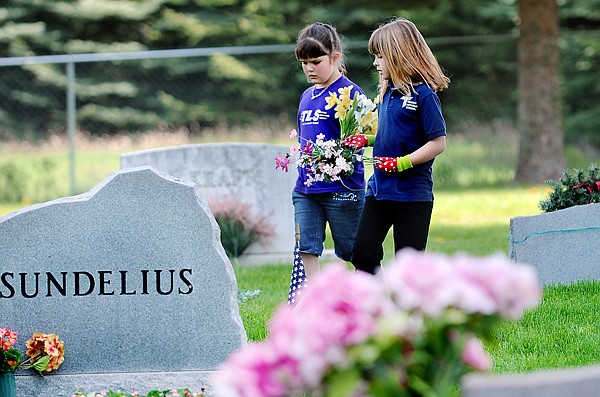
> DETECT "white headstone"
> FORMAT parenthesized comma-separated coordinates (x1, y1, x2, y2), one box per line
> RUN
(121, 143, 297, 265)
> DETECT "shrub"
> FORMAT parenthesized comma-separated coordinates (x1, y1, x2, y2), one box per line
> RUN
(539, 163, 600, 212)
(208, 197, 273, 260)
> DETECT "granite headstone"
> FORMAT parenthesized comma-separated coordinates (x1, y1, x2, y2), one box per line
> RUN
(509, 203, 600, 285)
(0, 166, 246, 396)
(121, 143, 297, 264)
(462, 364, 600, 397)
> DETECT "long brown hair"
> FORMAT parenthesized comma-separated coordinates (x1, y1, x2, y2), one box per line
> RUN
(368, 17, 450, 98)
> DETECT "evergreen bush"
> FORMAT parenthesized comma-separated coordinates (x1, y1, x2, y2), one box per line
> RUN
(539, 163, 600, 212)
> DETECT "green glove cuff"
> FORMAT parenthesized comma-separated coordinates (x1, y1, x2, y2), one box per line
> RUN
(366, 134, 375, 146)
(397, 155, 413, 172)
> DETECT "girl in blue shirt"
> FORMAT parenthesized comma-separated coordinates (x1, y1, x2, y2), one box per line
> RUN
(293, 22, 366, 279)
(344, 17, 450, 274)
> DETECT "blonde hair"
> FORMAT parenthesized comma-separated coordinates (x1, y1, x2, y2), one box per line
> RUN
(295, 22, 347, 75)
(368, 17, 450, 98)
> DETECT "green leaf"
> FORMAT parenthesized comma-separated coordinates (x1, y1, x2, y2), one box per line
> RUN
(324, 367, 361, 397)
(5, 348, 23, 363)
(31, 355, 50, 373)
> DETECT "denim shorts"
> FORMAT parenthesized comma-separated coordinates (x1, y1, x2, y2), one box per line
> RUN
(292, 190, 365, 261)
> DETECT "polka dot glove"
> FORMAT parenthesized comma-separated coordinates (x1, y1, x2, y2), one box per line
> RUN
(374, 155, 413, 173)
(341, 134, 374, 149)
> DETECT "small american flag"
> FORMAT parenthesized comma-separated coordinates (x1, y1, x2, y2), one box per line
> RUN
(288, 225, 308, 305)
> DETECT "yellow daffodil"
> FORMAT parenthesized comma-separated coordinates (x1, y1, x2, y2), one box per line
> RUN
(324, 92, 339, 110)
(337, 85, 353, 98)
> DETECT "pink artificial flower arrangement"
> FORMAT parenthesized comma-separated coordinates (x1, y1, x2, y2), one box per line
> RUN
(212, 248, 542, 397)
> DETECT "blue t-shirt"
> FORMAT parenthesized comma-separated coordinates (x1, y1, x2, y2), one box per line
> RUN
(367, 83, 446, 202)
(294, 75, 366, 193)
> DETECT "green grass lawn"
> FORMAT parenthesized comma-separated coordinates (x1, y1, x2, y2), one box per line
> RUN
(1, 131, 599, 378)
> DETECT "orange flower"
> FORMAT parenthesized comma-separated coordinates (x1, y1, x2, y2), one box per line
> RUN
(25, 332, 65, 373)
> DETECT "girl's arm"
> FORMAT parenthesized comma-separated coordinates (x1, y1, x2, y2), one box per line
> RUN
(408, 135, 446, 165)
(374, 135, 446, 173)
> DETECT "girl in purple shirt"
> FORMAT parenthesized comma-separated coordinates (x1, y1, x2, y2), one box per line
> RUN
(292, 22, 366, 279)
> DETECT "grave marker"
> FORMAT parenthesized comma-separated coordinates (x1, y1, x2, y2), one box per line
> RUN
(121, 143, 297, 264)
(509, 203, 600, 285)
(0, 166, 246, 396)
(462, 364, 600, 397)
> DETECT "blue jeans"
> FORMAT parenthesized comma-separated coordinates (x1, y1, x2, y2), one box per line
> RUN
(292, 190, 365, 261)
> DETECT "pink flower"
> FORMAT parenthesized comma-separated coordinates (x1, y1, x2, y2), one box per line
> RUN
(383, 248, 460, 316)
(267, 264, 393, 386)
(462, 336, 493, 371)
(384, 248, 541, 319)
(289, 129, 298, 139)
(274, 155, 290, 172)
(212, 342, 301, 397)
(212, 251, 541, 397)
(1, 328, 18, 351)
(289, 144, 299, 155)
(453, 253, 541, 319)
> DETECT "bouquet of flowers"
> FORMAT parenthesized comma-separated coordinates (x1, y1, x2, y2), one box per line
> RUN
(1, 328, 65, 375)
(211, 249, 542, 397)
(275, 85, 378, 186)
(325, 85, 378, 139)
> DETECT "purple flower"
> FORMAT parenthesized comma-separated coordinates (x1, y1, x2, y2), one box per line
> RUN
(302, 142, 314, 155)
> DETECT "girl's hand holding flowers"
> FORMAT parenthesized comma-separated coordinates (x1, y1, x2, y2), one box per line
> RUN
(341, 134, 374, 150)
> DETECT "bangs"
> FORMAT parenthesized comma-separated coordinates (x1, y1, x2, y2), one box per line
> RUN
(295, 37, 329, 60)
(367, 29, 383, 55)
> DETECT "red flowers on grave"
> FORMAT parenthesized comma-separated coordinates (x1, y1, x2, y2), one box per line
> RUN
(572, 180, 600, 193)
(1, 328, 65, 375)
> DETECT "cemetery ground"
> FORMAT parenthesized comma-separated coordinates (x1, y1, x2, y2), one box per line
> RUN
(1, 123, 599, 382)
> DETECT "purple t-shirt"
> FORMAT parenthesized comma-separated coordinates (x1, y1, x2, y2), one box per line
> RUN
(294, 75, 366, 193)
(367, 82, 446, 202)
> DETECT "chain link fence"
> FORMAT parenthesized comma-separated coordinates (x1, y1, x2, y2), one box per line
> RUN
(0, 35, 526, 142)
(1, 33, 597, 200)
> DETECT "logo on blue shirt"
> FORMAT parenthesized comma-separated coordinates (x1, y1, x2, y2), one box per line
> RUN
(300, 109, 330, 124)
(401, 95, 418, 110)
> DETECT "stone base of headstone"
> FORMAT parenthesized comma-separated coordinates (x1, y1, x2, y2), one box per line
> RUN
(462, 364, 600, 397)
(509, 203, 600, 285)
(15, 371, 214, 397)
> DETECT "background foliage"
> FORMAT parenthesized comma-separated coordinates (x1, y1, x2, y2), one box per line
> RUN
(0, 0, 598, 148)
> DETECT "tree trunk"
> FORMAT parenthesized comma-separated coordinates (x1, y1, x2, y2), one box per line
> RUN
(515, 0, 566, 183)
